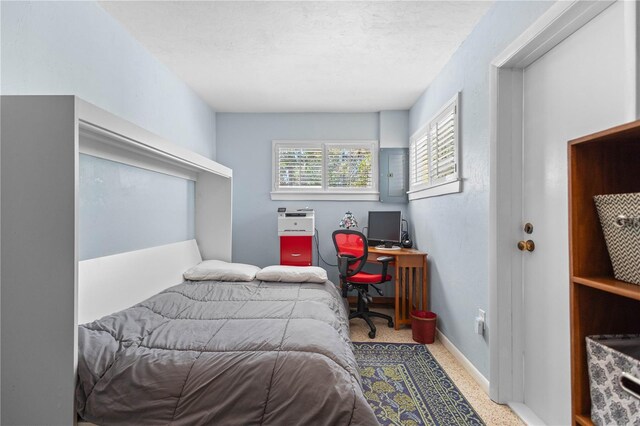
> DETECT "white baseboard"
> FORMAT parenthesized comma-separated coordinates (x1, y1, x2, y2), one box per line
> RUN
(436, 328, 490, 395)
(508, 402, 546, 425)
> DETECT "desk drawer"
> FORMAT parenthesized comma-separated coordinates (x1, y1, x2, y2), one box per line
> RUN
(280, 236, 312, 266)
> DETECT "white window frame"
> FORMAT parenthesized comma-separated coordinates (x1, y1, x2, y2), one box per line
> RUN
(408, 92, 461, 201)
(271, 140, 379, 201)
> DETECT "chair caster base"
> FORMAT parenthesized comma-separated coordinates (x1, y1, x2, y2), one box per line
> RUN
(368, 330, 376, 339)
(388, 321, 394, 328)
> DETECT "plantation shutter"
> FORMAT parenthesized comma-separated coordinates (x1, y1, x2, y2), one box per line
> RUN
(327, 145, 373, 189)
(276, 145, 322, 189)
(408, 93, 460, 197)
(414, 133, 430, 187)
(429, 104, 457, 184)
(274, 141, 377, 194)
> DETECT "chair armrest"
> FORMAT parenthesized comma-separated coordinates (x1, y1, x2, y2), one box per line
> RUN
(337, 254, 358, 297)
(375, 256, 393, 280)
(337, 254, 357, 278)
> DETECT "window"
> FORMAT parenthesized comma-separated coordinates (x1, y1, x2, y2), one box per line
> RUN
(408, 93, 461, 200)
(272, 140, 379, 200)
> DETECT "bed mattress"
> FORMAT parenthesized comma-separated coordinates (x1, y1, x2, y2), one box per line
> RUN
(76, 279, 377, 425)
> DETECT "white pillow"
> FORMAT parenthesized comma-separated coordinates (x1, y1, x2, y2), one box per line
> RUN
(183, 260, 261, 282)
(256, 265, 328, 284)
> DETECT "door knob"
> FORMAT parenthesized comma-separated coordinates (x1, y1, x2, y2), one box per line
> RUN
(517, 240, 535, 252)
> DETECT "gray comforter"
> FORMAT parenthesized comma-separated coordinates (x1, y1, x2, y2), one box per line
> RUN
(76, 279, 378, 425)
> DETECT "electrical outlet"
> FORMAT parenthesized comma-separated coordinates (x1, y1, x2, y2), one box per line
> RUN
(474, 309, 486, 335)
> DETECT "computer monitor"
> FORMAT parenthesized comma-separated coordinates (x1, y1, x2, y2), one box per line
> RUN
(367, 211, 402, 246)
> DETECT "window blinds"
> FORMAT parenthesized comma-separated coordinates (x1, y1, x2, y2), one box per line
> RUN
(327, 146, 373, 188)
(274, 142, 376, 192)
(276, 146, 322, 188)
(430, 106, 456, 184)
(409, 96, 458, 192)
(414, 133, 430, 186)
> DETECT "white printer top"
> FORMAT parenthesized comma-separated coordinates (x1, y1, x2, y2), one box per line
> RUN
(277, 208, 315, 236)
(277, 208, 315, 216)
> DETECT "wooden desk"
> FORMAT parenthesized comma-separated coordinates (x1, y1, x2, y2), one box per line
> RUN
(367, 247, 428, 329)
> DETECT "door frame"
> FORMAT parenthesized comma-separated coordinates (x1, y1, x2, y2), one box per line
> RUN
(488, 0, 635, 410)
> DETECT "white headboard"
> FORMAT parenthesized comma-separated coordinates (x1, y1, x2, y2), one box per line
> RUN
(78, 239, 202, 324)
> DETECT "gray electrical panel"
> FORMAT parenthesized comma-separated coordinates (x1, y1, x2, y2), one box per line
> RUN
(379, 148, 409, 203)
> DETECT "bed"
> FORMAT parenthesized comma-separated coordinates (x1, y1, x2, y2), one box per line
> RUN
(76, 277, 378, 425)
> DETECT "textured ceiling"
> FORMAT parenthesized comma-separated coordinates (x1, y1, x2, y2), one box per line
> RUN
(100, 1, 493, 112)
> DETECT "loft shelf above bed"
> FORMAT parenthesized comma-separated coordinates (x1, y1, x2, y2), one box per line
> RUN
(78, 99, 231, 179)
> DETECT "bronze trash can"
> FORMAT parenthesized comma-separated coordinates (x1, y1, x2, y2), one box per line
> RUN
(411, 310, 437, 344)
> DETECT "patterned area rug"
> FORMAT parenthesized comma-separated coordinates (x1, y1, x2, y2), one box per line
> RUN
(353, 343, 485, 426)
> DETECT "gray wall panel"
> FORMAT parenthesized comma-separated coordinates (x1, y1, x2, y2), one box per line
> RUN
(2, 96, 77, 425)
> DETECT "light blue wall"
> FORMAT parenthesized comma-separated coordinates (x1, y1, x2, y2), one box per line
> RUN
(1, 1, 217, 258)
(380, 110, 410, 148)
(79, 155, 195, 260)
(216, 113, 408, 292)
(408, 1, 552, 378)
(1, 1, 216, 159)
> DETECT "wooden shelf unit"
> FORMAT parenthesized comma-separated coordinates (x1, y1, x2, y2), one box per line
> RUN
(569, 119, 640, 425)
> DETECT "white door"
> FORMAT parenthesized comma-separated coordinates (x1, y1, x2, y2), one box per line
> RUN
(521, 2, 628, 424)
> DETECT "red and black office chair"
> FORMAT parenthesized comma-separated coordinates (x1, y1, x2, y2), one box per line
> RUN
(332, 229, 394, 338)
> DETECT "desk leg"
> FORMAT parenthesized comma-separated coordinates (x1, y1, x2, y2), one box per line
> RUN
(401, 268, 406, 326)
(408, 268, 413, 319)
(394, 263, 400, 330)
(422, 260, 428, 311)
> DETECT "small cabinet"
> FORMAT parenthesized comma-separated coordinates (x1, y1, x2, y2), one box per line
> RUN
(379, 148, 408, 203)
(280, 236, 312, 266)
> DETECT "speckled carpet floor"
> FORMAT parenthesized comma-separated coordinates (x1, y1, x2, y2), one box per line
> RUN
(354, 343, 484, 426)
